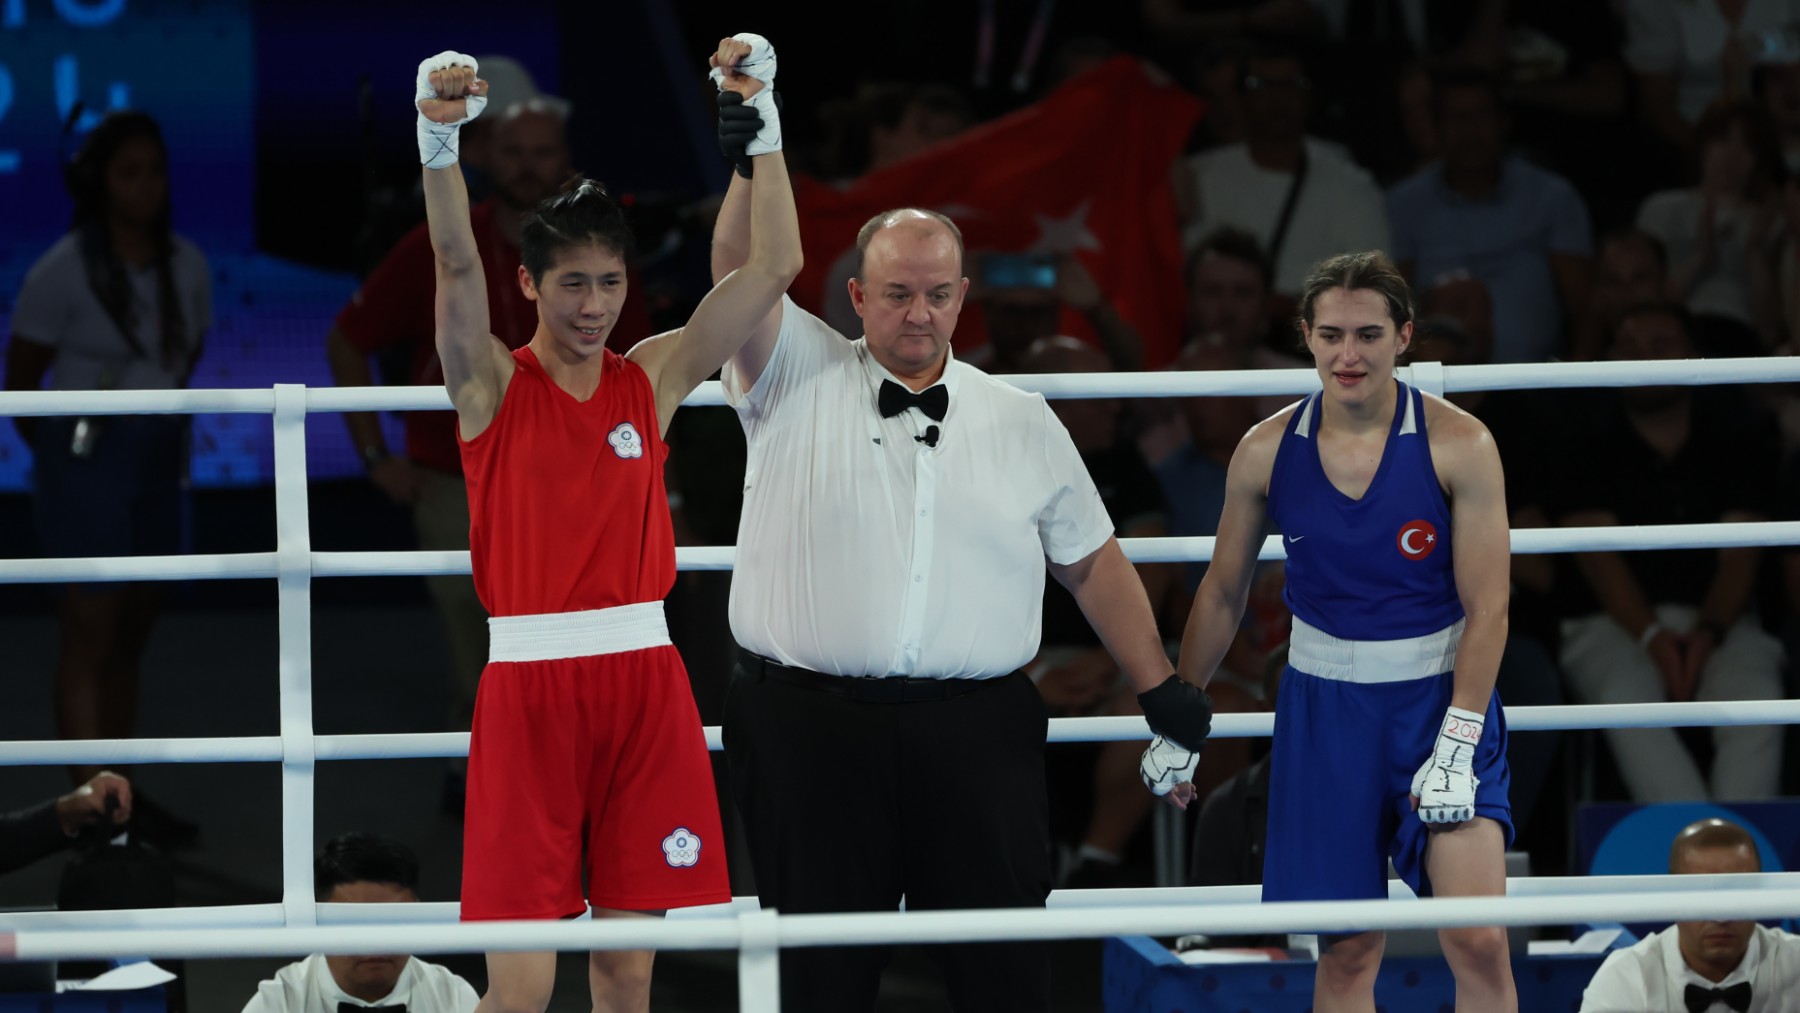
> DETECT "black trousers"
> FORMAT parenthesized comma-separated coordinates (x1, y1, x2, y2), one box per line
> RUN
(722, 653, 1053, 1013)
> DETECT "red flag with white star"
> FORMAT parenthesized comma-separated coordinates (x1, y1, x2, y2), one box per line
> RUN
(789, 58, 1203, 368)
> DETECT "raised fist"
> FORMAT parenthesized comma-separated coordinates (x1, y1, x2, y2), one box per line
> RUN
(416, 52, 488, 126)
(710, 37, 765, 99)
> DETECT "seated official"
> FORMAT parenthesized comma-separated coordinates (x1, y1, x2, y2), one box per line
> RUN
(1582, 818, 1800, 1012)
(0, 771, 131, 875)
(243, 833, 477, 1013)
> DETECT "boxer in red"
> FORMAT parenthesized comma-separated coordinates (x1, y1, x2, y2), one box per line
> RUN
(414, 38, 797, 1013)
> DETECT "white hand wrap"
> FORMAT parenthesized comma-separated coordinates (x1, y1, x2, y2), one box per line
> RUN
(1139, 735, 1200, 797)
(708, 33, 781, 156)
(1411, 705, 1484, 824)
(415, 51, 487, 169)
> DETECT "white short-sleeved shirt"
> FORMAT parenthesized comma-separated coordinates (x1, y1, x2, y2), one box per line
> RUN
(240, 952, 480, 1013)
(1581, 924, 1800, 1012)
(1636, 188, 1764, 326)
(9, 231, 211, 391)
(1624, 0, 1800, 124)
(723, 297, 1114, 680)
(1182, 139, 1392, 295)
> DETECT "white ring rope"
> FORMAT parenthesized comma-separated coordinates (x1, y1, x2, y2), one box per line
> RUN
(0, 357, 1792, 418)
(1, 872, 1791, 933)
(3, 695, 1798, 767)
(0, 519, 1794, 586)
(4, 886, 1798, 963)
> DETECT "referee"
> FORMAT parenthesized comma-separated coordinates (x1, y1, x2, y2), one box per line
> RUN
(708, 48, 1215, 1012)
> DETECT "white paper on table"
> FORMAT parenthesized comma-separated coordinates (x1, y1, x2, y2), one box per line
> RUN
(71, 961, 177, 990)
(1176, 949, 1277, 964)
(1526, 927, 1624, 956)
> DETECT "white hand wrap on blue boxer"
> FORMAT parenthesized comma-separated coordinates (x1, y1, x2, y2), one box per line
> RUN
(1139, 734, 1199, 797)
(1411, 705, 1483, 824)
(708, 33, 781, 155)
(415, 51, 487, 169)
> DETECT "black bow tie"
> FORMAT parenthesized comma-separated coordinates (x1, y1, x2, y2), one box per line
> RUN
(878, 380, 948, 422)
(338, 1004, 406, 1013)
(1685, 981, 1751, 1013)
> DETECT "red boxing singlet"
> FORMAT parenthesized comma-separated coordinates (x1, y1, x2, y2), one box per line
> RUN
(459, 346, 675, 617)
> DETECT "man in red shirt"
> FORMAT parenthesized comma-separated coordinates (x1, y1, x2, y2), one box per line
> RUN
(325, 96, 651, 752)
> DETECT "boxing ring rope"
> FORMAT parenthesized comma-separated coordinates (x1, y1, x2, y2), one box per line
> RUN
(1, 357, 1796, 1010)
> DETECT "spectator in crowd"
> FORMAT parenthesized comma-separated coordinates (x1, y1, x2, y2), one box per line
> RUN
(3, 112, 209, 843)
(1574, 230, 1672, 360)
(1752, 26, 1800, 174)
(1016, 336, 1190, 889)
(963, 252, 1145, 374)
(1626, 0, 1800, 156)
(325, 99, 649, 799)
(1181, 44, 1390, 299)
(0, 772, 130, 876)
(1581, 818, 1800, 1012)
(1387, 67, 1594, 363)
(1555, 304, 1784, 803)
(817, 81, 975, 183)
(242, 833, 478, 1013)
(1178, 227, 1306, 422)
(1635, 102, 1791, 352)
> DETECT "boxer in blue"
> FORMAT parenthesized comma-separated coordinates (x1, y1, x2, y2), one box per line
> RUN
(1159, 251, 1517, 1011)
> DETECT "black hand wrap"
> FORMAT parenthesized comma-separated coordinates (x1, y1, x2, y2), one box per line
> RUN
(1137, 675, 1213, 753)
(717, 90, 777, 179)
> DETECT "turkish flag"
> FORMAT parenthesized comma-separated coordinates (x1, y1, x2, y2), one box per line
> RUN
(791, 58, 1203, 368)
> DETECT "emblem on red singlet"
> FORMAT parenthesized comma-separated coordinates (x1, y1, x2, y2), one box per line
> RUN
(608, 422, 644, 459)
(1397, 520, 1438, 560)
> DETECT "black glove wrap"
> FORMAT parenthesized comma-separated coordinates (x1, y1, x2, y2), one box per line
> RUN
(717, 90, 777, 178)
(1137, 675, 1213, 753)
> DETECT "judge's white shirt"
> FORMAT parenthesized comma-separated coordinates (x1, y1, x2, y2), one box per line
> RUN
(1582, 924, 1800, 1012)
(241, 952, 479, 1013)
(722, 297, 1113, 680)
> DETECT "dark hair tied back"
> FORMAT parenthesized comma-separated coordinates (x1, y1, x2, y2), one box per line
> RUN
(520, 179, 636, 283)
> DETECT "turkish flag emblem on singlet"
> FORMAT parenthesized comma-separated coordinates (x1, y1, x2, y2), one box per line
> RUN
(1397, 520, 1439, 560)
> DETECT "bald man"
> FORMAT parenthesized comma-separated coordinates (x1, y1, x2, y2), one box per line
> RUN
(709, 198, 1214, 1008)
(1582, 819, 1800, 1012)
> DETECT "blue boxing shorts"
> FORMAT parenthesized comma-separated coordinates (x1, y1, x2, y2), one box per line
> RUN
(1261, 621, 1513, 907)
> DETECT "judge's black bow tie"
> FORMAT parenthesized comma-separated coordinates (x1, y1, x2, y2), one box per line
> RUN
(878, 380, 948, 422)
(339, 1004, 406, 1013)
(1685, 981, 1751, 1013)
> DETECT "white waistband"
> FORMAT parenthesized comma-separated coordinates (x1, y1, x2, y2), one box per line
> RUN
(1288, 616, 1464, 684)
(487, 601, 671, 663)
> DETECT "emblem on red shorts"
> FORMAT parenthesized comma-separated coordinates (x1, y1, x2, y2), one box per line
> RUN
(1397, 520, 1438, 560)
(662, 828, 700, 868)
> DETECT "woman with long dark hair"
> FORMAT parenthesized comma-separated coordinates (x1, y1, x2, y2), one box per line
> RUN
(4, 111, 210, 833)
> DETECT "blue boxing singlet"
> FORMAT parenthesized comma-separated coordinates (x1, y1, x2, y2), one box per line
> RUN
(1267, 380, 1463, 640)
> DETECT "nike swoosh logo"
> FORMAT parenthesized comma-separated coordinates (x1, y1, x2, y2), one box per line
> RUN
(1287, 535, 1306, 543)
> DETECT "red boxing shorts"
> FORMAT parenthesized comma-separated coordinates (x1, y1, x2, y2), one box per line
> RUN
(461, 602, 731, 920)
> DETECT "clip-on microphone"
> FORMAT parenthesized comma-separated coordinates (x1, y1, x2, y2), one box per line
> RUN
(914, 425, 940, 448)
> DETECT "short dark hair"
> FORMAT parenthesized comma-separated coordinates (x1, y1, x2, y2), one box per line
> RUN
(1187, 226, 1274, 294)
(1599, 228, 1669, 274)
(1431, 66, 1506, 119)
(1296, 250, 1414, 331)
(1670, 818, 1760, 874)
(1693, 100, 1789, 199)
(520, 179, 635, 284)
(853, 208, 965, 279)
(315, 832, 420, 901)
